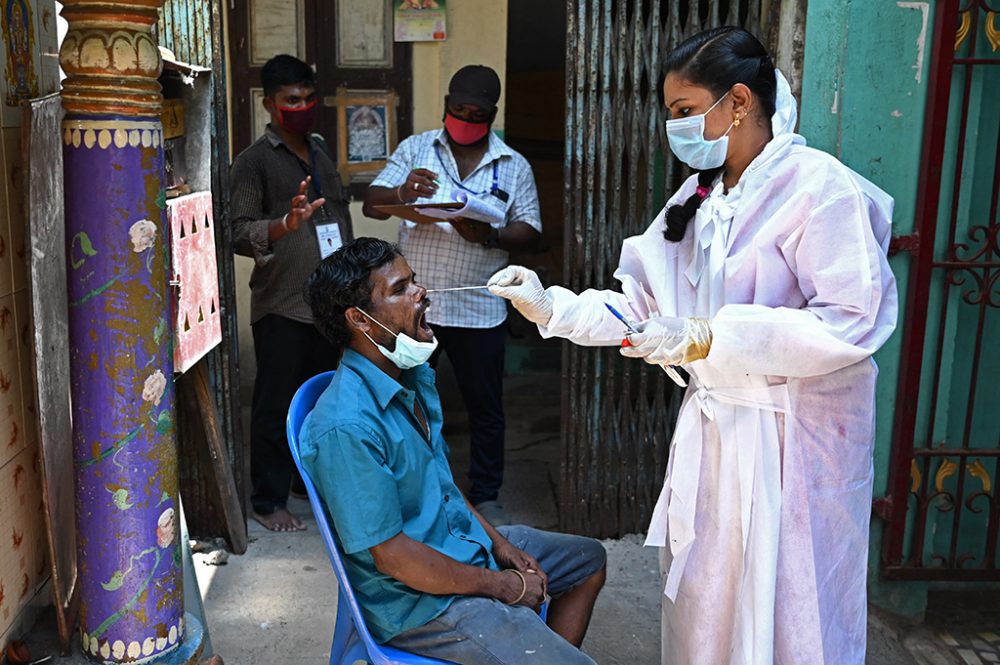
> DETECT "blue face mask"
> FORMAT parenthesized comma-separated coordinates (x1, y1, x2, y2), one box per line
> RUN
(665, 91, 735, 170)
(357, 308, 438, 370)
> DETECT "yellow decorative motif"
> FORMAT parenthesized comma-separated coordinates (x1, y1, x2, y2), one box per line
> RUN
(956, 11, 971, 52)
(910, 459, 922, 494)
(935, 458, 957, 492)
(987, 12, 1000, 53)
(60, 119, 163, 150)
(58, 1, 164, 117)
(84, 622, 182, 658)
(968, 460, 992, 492)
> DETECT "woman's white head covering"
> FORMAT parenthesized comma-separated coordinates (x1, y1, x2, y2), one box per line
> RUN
(767, 69, 896, 240)
(771, 69, 797, 137)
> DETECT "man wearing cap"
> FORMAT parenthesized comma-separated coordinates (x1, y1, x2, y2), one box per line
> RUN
(363, 65, 542, 524)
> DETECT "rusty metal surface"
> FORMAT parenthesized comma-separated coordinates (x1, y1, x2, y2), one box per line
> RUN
(207, 0, 249, 529)
(155, 0, 247, 542)
(23, 93, 78, 653)
(168, 192, 222, 373)
(156, 0, 213, 68)
(561, 0, 768, 538)
(882, 0, 1000, 580)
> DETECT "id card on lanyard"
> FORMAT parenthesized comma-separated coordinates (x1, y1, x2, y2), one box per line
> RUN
(308, 142, 343, 259)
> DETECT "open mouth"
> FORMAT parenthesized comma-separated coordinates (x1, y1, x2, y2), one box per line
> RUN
(416, 301, 433, 338)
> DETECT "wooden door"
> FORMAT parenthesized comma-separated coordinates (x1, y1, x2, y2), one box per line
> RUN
(228, 0, 412, 198)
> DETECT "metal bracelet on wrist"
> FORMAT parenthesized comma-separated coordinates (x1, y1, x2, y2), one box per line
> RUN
(504, 569, 527, 605)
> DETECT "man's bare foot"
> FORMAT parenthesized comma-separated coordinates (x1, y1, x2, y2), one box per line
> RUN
(252, 507, 307, 532)
(200, 656, 224, 665)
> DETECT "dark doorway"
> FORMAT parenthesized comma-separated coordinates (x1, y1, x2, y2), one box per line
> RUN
(504, 0, 568, 289)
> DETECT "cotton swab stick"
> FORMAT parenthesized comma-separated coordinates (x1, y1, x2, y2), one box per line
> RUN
(426, 285, 491, 293)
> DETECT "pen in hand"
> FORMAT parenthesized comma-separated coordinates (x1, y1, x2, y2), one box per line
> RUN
(605, 303, 687, 388)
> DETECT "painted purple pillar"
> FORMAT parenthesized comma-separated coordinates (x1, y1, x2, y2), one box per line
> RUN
(59, 1, 200, 662)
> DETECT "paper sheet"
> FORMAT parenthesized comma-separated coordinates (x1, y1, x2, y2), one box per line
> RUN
(415, 192, 505, 225)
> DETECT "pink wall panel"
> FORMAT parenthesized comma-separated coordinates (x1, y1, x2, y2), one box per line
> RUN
(167, 191, 222, 374)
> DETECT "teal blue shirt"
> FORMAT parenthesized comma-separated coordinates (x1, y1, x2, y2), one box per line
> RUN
(300, 349, 500, 643)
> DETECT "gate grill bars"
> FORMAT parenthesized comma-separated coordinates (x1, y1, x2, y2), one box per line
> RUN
(561, 0, 769, 537)
(883, 0, 1000, 580)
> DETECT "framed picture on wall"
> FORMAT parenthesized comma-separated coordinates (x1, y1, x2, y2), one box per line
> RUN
(325, 87, 399, 187)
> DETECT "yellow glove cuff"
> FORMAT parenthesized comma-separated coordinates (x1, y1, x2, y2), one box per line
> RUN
(682, 317, 713, 363)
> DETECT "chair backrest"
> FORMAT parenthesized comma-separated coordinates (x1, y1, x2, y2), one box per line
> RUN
(285, 371, 386, 661)
(286, 371, 452, 665)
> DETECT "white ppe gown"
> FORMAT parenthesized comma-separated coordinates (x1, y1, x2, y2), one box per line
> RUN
(538, 83, 898, 665)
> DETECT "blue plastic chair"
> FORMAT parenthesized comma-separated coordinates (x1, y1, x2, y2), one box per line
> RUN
(287, 370, 456, 665)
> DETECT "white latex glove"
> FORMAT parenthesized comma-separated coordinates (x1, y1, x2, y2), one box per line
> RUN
(620, 316, 713, 366)
(487, 266, 553, 326)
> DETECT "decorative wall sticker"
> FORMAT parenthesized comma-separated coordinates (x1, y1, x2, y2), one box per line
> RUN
(1, 0, 38, 105)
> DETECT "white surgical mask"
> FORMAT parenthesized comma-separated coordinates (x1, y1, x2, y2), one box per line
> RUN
(665, 91, 735, 170)
(356, 308, 438, 370)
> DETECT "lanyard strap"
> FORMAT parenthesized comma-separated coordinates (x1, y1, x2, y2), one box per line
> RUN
(434, 144, 499, 196)
(307, 142, 325, 200)
(299, 140, 334, 220)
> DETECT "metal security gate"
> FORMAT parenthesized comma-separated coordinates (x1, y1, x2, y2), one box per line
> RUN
(881, 0, 1000, 579)
(155, 1, 248, 549)
(561, 0, 773, 537)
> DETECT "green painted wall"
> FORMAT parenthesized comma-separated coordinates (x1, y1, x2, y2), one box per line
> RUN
(799, 0, 937, 617)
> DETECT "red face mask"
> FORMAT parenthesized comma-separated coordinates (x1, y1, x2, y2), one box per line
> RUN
(444, 111, 491, 145)
(276, 99, 318, 135)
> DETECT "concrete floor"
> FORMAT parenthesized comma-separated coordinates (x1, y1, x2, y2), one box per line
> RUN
(194, 504, 661, 665)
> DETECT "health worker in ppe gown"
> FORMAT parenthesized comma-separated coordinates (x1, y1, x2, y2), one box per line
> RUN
(488, 26, 898, 665)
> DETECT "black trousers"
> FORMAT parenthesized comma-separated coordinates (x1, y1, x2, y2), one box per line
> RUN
(430, 324, 506, 505)
(251, 314, 339, 515)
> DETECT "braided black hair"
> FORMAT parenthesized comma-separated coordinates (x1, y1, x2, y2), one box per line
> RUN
(663, 26, 777, 242)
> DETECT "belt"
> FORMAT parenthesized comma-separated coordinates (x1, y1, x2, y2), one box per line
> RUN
(645, 380, 790, 601)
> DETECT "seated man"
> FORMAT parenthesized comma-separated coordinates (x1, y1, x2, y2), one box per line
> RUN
(301, 237, 606, 665)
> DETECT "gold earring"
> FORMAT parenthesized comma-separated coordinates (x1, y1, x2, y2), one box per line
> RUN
(733, 115, 741, 127)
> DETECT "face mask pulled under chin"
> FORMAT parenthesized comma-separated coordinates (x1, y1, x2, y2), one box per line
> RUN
(665, 92, 734, 170)
(357, 308, 438, 370)
(276, 99, 318, 134)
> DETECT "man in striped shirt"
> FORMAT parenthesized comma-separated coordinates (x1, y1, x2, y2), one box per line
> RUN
(363, 65, 541, 523)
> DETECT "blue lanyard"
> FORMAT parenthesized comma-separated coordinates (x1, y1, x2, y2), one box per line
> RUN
(303, 141, 334, 219)
(434, 144, 499, 197)
(307, 142, 324, 199)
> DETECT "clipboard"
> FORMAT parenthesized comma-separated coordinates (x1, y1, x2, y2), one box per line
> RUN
(373, 202, 469, 225)
(375, 192, 506, 225)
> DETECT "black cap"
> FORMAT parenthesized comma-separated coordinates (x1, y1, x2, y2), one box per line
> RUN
(447, 65, 501, 112)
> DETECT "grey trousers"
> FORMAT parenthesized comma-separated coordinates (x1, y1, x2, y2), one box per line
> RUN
(388, 526, 605, 665)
